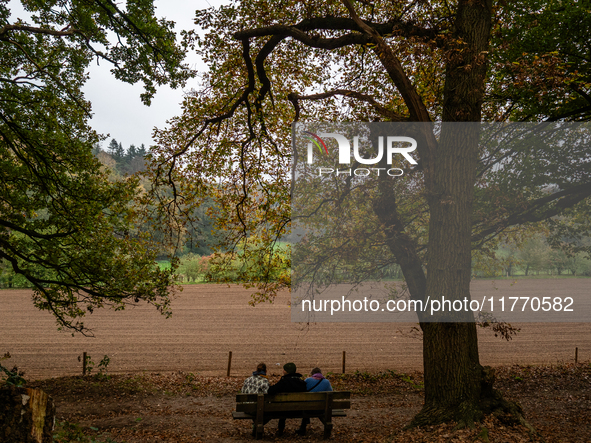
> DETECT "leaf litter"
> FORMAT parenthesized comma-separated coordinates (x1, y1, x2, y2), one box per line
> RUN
(26, 362, 591, 442)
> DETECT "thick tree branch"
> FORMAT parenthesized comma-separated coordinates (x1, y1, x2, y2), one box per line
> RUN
(237, 25, 371, 50)
(0, 24, 80, 38)
(472, 182, 591, 245)
(373, 179, 428, 322)
(234, 17, 440, 41)
(0, 219, 75, 240)
(288, 89, 408, 121)
(0, 22, 118, 68)
(255, 35, 284, 112)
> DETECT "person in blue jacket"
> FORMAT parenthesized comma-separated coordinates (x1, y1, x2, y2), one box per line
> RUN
(296, 367, 333, 436)
(304, 367, 332, 392)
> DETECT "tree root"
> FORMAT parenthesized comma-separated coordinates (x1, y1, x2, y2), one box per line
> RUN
(407, 366, 543, 441)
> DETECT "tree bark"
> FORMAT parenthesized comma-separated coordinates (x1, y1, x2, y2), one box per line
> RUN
(0, 387, 56, 443)
(368, 0, 534, 428)
(410, 0, 507, 427)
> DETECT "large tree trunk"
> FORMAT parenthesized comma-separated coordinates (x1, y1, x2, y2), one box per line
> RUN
(415, 119, 483, 425)
(373, 1, 498, 426)
(408, 0, 535, 430)
(410, 0, 505, 427)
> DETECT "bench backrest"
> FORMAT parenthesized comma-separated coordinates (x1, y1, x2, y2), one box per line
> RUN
(235, 391, 351, 414)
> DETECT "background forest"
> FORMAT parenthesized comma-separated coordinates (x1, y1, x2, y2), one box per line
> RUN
(1, 137, 589, 289)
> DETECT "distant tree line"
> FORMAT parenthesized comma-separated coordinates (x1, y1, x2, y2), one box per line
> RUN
(473, 235, 591, 278)
(93, 140, 218, 262)
(93, 138, 148, 176)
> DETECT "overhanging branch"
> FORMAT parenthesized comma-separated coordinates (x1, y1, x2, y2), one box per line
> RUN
(0, 219, 75, 240)
(233, 16, 440, 42)
(0, 24, 82, 38)
(472, 182, 591, 246)
(288, 89, 408, 121)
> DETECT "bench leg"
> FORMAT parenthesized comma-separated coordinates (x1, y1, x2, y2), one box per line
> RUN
(296, 417, 310, 436)
(254, 394, 265, 439)
(277, 418, 286, 436)
(318, 416, 333, 439)
(254, 422, 264, 439)
(323, 393, 334, 439)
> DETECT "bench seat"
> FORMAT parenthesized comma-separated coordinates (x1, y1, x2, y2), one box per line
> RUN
(233, 391, 351, 439)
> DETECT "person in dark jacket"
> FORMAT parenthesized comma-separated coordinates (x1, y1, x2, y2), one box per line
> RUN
(267, 362, 306, 436)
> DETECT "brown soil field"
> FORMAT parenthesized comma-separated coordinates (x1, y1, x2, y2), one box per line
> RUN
(1, 279, 590, 380)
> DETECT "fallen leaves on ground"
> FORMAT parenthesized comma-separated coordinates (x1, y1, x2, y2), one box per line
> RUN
(23, 362, 591, 442)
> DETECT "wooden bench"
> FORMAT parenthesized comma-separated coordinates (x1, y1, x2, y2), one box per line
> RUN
(233, 391, 351, 439)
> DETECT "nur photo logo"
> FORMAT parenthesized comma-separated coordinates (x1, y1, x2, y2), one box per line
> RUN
(301, 131, 418, 177)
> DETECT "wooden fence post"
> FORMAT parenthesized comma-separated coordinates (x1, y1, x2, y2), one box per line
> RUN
(575, 347, 578, 364)
(82, 352, 87, 376)
(342, 351, 346, 374)
(227, 351, 232, 377)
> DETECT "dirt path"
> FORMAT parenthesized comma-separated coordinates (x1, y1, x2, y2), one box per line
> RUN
(1, 279, 590, 379)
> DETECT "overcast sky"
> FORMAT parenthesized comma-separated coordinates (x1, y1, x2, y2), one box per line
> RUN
(84, 0, 228, 149)
(8, 0, 228, 150)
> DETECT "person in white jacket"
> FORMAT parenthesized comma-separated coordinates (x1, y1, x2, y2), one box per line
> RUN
(241, 362, 270, 394)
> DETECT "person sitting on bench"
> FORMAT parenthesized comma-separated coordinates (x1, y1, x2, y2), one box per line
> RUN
(267, 362, 306, 436)
(296, 367, 333, 436)
(241, 362, 270, 394)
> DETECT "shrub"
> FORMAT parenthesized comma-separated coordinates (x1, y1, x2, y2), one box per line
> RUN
(178, 253, 206, 282)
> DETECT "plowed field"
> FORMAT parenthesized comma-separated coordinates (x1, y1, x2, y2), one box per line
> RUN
(1, 279, 590, 379)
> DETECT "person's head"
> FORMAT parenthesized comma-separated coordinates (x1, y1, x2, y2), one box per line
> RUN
(256, 362, 266, 373)
(311, 367, 322, 376)
(283, 362, 297, 375)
